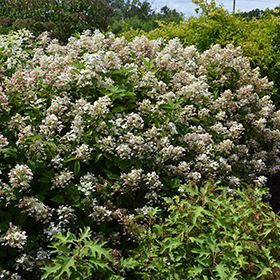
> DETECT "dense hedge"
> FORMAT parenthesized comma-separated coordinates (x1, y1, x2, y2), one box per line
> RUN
(0, 29, 280, 279)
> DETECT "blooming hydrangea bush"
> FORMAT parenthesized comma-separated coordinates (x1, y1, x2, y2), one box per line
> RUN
(0, 29, 280, 278)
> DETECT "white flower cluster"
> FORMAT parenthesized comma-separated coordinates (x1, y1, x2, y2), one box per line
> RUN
(52, 169, 74, 189)
(8, 164, 33, 191)
(0, 29, 34, 70)
(16, 197, 52, 223)
(0, 223, 27, 249)
(0, 180, 16, 205)
(43, 222, 64, 241)
(57, 205, 77, 225)
(0, 133, 8, 149)
(72, 143, 93, 162)
(0, 269, 22, 280)
(0, 86, 9, 112)
(15, 253, 35, 272)
(77, 173, 97, 196)
(121, 169, 144, 188)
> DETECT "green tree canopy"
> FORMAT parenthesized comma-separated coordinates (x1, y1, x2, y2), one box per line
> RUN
(0, 0, 112, 42)
(104, 0, 184, 34)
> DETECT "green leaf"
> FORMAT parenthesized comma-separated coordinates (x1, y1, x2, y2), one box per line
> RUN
(188, 265, 204, 277)
(159, 104, 172, 111)
(78, 226, 91, 241)
(0, 115, 11, 122)
(50, 194, 65, 204)
(74, 161, 80, 176)
(83, 241, 113, 262)
(45, 143, 56, 158)
(160, 239, 182, 254)
(108, 275, 125, 280)
(163, 197, 174, 204)
(41, 263, 61, 280)
(36, 195, 45, 202)
(105, 159, 112, 169)
(237, 254, 248, 269)
(56, 255, 77, 279)
(26, 134, 44, 140)
(71, 68, 81, 75)
(27, 161, 36, 173)
(64, 156, 76, 163)
(260, 228, 272, 239)
(39, 177, 52, 183)
(122, 257, 139, 269)
(192, 206, 205, 224)
(2, 146, 17, 158)
(70, 62, 85, 69)
(95, 153, 103, 163)
(214, 263, 229, 280)
(119, 160, 131, 172)
(111, 106, 127, 113)
(256, 263, 272, 278)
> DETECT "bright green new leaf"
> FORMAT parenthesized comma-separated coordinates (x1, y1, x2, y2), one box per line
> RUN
(192, 206, 205, 224)
(214, 263, 229, 280)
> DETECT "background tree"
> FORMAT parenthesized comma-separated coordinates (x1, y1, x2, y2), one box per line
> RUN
(104, 0, 184, 34)
(239, 8, 264, 19)
(0, 0, 112, 43)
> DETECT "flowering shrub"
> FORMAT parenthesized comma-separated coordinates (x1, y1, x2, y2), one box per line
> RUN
(124, 1, 280, 108)
(0, 29, 280, 279)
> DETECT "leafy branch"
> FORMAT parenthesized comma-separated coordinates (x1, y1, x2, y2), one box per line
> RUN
(41, 227, 113, 280)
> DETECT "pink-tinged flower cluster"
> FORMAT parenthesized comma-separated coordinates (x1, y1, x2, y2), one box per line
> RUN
(0, 179, 17, 205)
(0, 133, 8, 149)
(0, 223, 27, 249)
(51, 169, 74, 189)
(72, 143, 93, 162)
(0, 86, 9, 112)
(8, 164, 33, 191)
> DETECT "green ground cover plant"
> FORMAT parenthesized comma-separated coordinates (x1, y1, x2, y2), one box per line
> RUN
(0, 29, 280, 279)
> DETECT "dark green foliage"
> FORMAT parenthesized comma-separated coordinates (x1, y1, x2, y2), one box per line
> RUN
(0, 0, 112, 43)
(239, 8, 265, 20)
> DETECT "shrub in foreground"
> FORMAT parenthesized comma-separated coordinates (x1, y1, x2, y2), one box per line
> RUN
(128, 180, 280, 279)
(0, 29, 280, 279)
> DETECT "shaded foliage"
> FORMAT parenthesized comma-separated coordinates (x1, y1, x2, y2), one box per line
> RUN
(0, 0, 112, 43)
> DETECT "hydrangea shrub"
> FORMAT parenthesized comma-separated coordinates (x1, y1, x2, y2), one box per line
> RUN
(0, 29, 280, 279)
